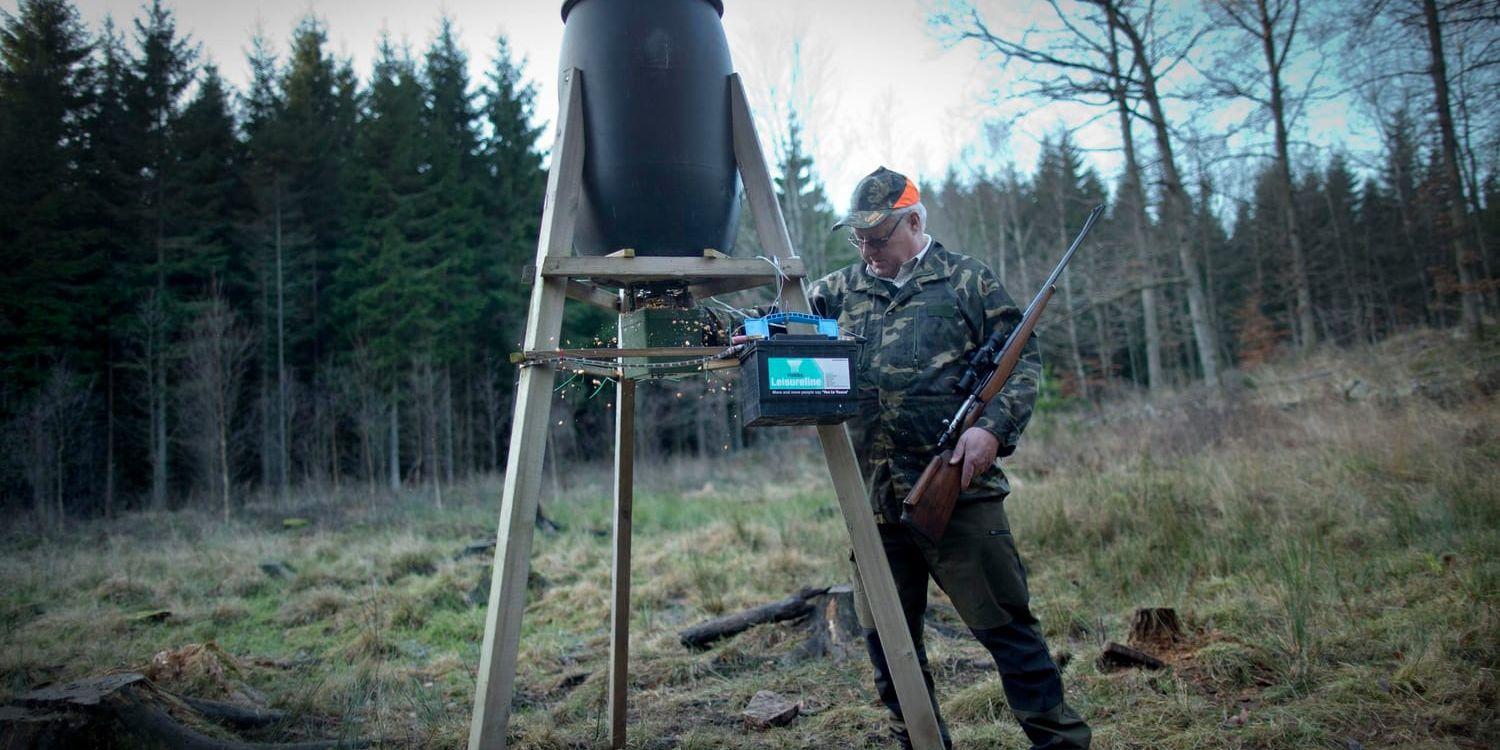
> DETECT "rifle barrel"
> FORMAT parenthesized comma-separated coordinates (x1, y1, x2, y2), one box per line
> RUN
(1020, 204, 1105, 321)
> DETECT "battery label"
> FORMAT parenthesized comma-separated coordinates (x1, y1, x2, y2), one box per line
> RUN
(766, 357, 852, 393)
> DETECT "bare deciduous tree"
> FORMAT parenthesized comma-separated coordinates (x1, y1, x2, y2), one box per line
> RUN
(1204, 0, 1321, 348)
(179, 289, 252, 520)
(9, 365, 92, 526)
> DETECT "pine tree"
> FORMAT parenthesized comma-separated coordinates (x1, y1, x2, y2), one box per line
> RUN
(479, 35, 546, 401)
(276, 17, 355, 484)
(279, 17, 342, 370)
(124, 0, 196, 509)
(336, 35, 433, 490)
(0, 0, 101, 517)
(481, 35, 545, 346)
(169, 63, 250, 307)
(420, 17, 487, 483)
(241, 33, 290, 495)
(0, 0, 98, 385)
(80, 19, 141, 514)
(1378, 107, 1434, 327)
(1033, 131, 1107, 396)
(774, 111, 847, 280)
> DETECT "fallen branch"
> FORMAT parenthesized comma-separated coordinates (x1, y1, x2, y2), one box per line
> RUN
(1096, 642, 1165, 671)
(680, 587, 828, 650)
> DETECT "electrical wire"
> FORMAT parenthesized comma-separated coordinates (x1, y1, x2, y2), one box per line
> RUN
(755, 255, 788, 311)
(524, 345, 746, 375)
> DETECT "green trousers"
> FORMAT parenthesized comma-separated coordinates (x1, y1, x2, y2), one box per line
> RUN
(850, 499, 1091, 749)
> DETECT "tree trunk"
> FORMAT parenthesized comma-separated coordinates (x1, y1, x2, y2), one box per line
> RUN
(387, 394, 400, 492)
(1255, 0, 1317, 348)
(1421, 0, 1485, 339)
(1106, 2, 1164, 389)
(442, 366, 455, 486)
(106, 364, 115, 519)
(275, 178, 289, 498)
(429, 368, 443, 509)
(1091, 301, 1113, 383)
(145, 298, 168, 511)
(1062, 269, 1090, 399)
(153, 149, 169, 512)
(219, 399, 231, 521)
(1119, 12, 1222, 383)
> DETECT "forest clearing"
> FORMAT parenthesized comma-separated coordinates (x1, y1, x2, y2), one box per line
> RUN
(4, 332, 1497, 748)
(4, 0, 1499, 747)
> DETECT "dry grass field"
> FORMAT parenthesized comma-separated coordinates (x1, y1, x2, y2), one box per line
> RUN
(2, 331, 1498, 748)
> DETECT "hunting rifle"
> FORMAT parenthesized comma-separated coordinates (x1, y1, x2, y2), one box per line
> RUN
(900, 204, 1105, 543)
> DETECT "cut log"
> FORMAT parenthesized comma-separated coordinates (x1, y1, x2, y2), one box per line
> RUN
(741, 690, 799, 729)
(1096, 642, 1165, 671)
(1129, 607, 1184, 646)
(679, 587, 828, 650)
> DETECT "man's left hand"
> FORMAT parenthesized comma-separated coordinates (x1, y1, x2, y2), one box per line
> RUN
(948, 427, 1000, 490)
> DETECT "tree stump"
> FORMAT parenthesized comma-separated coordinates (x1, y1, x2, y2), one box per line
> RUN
(0, 673, 367, 750)
(1129, 607, 1184, 647)
(790, 584, 863, 662)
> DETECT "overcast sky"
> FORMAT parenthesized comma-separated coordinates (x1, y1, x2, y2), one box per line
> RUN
(63, 0, 1374, 217)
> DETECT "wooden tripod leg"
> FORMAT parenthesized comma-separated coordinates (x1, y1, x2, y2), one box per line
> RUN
(725, 71, 946, 750)
(466, 303, 564, 750)
(468, 68, 587, 750)
(608, 377, 636, 749)
(814, 429, 946, 749)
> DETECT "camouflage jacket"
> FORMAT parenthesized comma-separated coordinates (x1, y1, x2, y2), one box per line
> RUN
(808, 240, 1041, 522)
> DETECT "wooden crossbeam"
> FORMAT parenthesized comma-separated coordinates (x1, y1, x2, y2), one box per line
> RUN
(541, 255, 804, 282)
(516, 346, 741, 361)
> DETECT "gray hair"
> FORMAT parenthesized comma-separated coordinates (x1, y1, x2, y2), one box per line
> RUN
(903, 202, 927, 232)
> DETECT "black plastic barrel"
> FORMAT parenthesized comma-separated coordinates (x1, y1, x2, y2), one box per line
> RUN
(559, 0, 740, 257)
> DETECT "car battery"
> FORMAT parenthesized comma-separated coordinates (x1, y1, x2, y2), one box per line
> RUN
(738, 313, 860, 427)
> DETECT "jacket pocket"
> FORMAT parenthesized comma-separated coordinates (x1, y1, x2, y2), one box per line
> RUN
(910, 310, 969, 395)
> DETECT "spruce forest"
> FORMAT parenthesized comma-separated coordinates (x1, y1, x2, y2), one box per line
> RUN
(1, 0, 1496, 520)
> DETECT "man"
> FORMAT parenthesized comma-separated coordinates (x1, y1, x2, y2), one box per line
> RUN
(809, 167, 1090, 749)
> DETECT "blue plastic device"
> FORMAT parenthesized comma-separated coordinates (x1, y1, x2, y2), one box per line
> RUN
(743, 312, 840, 340)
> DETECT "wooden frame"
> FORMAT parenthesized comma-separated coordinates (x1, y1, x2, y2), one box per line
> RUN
(467, 69, 944, 750)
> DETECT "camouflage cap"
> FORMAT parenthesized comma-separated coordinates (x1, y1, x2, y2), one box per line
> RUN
(832, 166, 921, 230)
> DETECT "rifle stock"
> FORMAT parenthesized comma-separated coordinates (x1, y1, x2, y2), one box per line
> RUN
(902, 451, 961, 544)
(899, 205, 1104, 543)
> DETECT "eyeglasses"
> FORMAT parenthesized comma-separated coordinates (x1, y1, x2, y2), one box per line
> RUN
(847, 214, 907, 250)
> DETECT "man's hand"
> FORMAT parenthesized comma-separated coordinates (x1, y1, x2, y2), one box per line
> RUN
(947, 427, 1000, 490)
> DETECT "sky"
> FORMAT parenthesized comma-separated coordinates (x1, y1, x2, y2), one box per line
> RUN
(62, 0, 1379, 218)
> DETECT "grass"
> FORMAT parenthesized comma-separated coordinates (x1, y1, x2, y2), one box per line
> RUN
(2, 330, 1498, 748)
